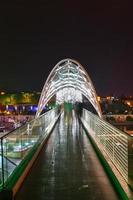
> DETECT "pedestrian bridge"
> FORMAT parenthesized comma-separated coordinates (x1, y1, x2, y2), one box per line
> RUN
(0, 59, 133, 200)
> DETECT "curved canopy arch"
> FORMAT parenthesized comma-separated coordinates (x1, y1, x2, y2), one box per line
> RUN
(36, 59, 102, 118)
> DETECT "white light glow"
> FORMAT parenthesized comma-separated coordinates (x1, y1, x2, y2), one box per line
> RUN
(36, 59, 102, 118)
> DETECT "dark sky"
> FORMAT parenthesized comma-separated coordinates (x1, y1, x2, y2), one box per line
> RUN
(0, 1, 133, 96)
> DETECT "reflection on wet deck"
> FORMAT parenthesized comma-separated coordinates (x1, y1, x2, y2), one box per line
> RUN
(15, 112, 120, 200)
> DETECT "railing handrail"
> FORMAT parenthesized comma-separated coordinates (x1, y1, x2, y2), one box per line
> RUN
(83, 109, 133, 139)
(0, 107, 59, 191)
(82, 109, 133, 198)
(0, 108, 56, 140)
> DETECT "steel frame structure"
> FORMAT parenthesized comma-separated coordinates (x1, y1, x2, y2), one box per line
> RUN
(36, 59, 102, 118)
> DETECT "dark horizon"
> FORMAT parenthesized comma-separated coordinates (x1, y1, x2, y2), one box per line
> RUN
(0, 1, 133, 96)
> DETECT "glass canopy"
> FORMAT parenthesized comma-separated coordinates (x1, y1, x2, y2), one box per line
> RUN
(36, 59, 102, 118)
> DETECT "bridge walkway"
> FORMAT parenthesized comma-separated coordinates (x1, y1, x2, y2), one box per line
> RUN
(15, 112, 120, 200)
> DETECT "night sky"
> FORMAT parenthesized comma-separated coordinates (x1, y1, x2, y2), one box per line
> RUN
(0, 1, 133, 96)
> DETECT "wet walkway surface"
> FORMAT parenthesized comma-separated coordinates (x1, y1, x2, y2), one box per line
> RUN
(15, 112, 120, 200)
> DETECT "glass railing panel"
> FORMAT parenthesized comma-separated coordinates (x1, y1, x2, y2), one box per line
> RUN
(0, 108, 59, 188)
(81, 109, 132, 188)
(0, 139, 3, 188)
(2, 137, 17, 181)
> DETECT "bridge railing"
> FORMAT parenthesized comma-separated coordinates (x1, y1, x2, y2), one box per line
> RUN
(81, 109, 133, 190)
(0, 108, 59, 190)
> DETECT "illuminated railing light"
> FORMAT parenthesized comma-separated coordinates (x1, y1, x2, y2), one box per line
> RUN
(81, 109, 131, 185)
